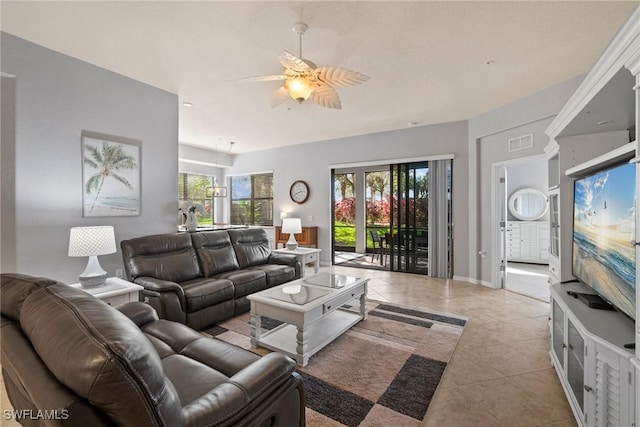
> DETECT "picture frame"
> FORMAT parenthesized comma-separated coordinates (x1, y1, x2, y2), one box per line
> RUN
(81, 130, 141, 217)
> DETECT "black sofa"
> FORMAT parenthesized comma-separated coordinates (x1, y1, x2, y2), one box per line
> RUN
(121, 228, 301, 330)
(0, 273, 305, 427)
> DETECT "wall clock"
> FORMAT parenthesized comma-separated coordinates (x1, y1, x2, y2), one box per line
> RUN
(289, 180, 310, 204)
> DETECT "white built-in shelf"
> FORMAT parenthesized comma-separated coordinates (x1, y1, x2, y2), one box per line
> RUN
(565, 141, 637, 177)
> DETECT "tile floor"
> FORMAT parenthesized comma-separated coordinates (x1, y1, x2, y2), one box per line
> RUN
(329, 264, 577, 427)
(1, 265, 576, 427)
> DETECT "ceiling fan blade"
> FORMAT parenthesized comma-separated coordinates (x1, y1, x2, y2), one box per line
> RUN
(309, 85, 342, 109)
(314, 67, 370, 88)
(236, 75, 287, 83)
(278, 51, 313, 73)
(270, 86, 291, 108)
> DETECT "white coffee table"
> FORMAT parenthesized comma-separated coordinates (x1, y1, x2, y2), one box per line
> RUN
(248, 273, 368, 366)
(273, 247, 321, 277)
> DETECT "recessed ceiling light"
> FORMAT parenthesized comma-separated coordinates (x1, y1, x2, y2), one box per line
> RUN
(183, 102, 193, 107)
(485, 59, 495, 65)
(408, 121, 419, 127)
(597, 120, 611, 125)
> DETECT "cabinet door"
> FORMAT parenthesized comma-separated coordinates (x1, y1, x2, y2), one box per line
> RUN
(552, 300, 565, 371)
(521, 223, 539, 259)
(567, 319, 586, 418)
(585, 341, 634, 427)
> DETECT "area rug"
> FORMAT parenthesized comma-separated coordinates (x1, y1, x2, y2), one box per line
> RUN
(202, 301, 466, 427)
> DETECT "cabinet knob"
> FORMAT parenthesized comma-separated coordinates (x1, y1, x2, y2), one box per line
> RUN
(561, 343, 567, 349)
(584, 385, 593, 393)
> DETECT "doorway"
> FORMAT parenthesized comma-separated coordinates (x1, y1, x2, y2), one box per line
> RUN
(493, 156, 551, 301)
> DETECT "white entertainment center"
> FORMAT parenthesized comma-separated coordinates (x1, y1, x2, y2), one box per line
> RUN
(544, 6, 640, 427)
(549, 143, 637, 426)
(551, 282, 635, 427)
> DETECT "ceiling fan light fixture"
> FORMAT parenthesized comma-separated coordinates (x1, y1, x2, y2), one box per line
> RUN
(285, 77, 315, 103)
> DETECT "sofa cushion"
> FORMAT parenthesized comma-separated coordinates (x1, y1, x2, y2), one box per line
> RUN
(121, 232, 202, 282)
(214, 269, 266, 298)
(191, 231, 240, 276)
(181, 277, 234, 313)
(0, 273, 59, 321)
(19, 284, 182, 427)
(140, 318, 262, 405)
(227, 228, 272, 268)
(247, 264, 296, 287)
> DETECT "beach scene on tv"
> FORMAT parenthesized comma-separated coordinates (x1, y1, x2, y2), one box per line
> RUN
(573, 162, 636, 319)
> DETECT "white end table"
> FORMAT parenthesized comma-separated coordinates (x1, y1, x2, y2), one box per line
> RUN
(273, 247, 321, 277)
(69, 277, 142, 307)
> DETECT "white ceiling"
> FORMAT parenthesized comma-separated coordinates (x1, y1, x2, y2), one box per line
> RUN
(1, 1, 637, 153)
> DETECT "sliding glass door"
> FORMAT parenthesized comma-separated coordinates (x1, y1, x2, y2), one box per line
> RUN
(389, 160, 452, 277)
(331, 159, 452, 278)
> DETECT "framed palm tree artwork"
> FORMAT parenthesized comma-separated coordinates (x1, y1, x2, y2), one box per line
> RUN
(81, 131, 141, 217)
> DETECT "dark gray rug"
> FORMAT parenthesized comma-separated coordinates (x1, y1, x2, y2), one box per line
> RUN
(203, 301, 466, 426)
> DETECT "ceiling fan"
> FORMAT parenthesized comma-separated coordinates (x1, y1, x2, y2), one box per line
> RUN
(240, 22, 370, 110)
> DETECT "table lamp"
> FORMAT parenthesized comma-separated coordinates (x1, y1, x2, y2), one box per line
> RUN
(68, 226, 116, 287)
(282, 218, 302, 250)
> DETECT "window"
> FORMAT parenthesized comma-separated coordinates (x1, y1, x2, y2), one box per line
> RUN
(178, 173, 213, 225)
(230, 173, 273, 226)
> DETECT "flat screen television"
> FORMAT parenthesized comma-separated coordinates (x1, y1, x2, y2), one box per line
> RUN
(572, 161, 636, 319)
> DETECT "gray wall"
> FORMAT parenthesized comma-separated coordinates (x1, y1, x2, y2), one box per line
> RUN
(225, 120, 470, 277)
(1, 76, 17, 272)
(0, 33, 179, 283)
(467, 75, 585, 285)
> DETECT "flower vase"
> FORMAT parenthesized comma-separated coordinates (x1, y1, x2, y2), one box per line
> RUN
(186, 212, 198, 232)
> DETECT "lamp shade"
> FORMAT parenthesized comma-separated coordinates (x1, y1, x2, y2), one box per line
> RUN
(68, 226, 116, 257)
(281, 218, 302, 235)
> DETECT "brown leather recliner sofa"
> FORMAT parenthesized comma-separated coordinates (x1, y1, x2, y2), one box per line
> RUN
(121, 228, 301, 330)
(0, 273, 305, 427)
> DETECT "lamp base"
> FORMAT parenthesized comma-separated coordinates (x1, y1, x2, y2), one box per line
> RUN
(286, 234, 299, 251)
(78, 255, 107, 287)
(79, 273, 107, 287)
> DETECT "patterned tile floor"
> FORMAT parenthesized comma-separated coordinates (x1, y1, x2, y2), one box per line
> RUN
(1, 265, 577, 427)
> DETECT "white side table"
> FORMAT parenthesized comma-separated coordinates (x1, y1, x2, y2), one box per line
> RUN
(69, 277, 143, 307)
(273, 247, 321, 277)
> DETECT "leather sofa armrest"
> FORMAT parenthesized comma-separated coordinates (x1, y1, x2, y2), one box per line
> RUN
(134, 276, 185, 296)
(134, 277, 187, 324)
(116, 302, 158, 327)
(268, 254, 302, 279)
(268, 253, 297, 266)
(181, 353, 298, 427)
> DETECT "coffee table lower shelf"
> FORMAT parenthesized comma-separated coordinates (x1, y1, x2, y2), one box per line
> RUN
(254, 308, 362, 366)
